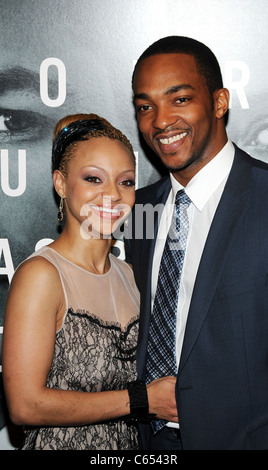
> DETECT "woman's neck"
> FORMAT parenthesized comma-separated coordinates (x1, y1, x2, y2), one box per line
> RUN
(50, 227, 112, 275)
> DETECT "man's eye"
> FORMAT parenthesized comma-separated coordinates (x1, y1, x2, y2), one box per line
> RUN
(175, 97, 189, 104)
(252, 127, 268, 148)
(137, 105, 151, 112)
(0, 108, 52, 142)
(239, 117, 268, 163)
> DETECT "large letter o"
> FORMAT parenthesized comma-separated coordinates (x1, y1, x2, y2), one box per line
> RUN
(40, 58, 66, 107)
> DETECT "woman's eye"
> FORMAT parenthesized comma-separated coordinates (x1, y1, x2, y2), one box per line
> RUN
(120, 179, 135, 186)
(86, 176, 102, 183)
(0, 108, 52, 142)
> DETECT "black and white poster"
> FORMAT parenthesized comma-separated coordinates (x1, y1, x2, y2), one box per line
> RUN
(1, 0, 267, 449)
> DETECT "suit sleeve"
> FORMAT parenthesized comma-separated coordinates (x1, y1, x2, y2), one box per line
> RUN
(124, 225, 133, 265)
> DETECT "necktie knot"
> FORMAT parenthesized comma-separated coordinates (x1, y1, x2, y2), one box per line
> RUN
(175, 189, 191, 208)
(170, 190, 191, 245)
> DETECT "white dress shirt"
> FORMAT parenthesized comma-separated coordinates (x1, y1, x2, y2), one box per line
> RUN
(151, 140, 235, 369)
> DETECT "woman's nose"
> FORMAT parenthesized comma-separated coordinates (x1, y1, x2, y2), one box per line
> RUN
(102, 182, 121, 202)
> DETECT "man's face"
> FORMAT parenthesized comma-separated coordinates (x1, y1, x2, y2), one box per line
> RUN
(133, 53, 227, 184)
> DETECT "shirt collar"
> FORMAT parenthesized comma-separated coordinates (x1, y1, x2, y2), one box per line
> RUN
(170, 139, 235, 211)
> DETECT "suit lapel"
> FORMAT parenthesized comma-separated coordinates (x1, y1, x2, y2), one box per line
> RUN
(136, 177, 171, 297)
(136, 178, 171, 377)
(178, 147, 254, 373)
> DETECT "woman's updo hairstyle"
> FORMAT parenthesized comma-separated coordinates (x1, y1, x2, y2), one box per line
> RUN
(52, 113, 135, 175)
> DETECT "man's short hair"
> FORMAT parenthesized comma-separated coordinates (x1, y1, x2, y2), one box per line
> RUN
(132, 36, 223, 97)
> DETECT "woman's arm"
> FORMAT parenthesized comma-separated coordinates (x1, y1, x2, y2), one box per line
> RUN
(2, 257, 131, 427)
(2, 257, 177, 427)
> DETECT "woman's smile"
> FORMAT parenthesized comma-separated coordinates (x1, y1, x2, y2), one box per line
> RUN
(89, 204, 124, 220)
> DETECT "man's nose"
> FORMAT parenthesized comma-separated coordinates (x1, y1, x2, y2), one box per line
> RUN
(152, 106, 178, 130)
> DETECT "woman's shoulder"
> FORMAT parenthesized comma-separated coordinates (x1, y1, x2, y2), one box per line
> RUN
(12, 249, 60, 288)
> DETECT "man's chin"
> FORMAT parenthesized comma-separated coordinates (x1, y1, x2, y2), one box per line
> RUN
(158, 151, 198, 174)
(161, 158, 190, 174)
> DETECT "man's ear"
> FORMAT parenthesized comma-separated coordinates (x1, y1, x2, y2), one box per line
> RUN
(53, 170, 66, 198)
(214, 88, 229, 120)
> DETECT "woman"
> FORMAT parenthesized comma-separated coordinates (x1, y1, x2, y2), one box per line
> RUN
(2, 114, 177, 450)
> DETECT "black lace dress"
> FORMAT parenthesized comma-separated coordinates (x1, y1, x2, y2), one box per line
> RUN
(20, 247, 140, 450)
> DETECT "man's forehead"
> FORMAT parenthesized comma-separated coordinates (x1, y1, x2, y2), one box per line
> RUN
(133, 54, 199, 92)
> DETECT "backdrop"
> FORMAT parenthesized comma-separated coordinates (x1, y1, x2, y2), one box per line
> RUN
(1, 0, 268, 449)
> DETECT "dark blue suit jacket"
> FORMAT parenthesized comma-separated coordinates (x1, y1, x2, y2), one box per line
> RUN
(125, 145, 268, 449)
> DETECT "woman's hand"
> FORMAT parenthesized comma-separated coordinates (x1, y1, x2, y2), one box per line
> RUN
(147, 376, 178, 423)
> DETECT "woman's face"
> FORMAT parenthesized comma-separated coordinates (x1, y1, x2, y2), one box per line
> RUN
(57, 137, 135, 239)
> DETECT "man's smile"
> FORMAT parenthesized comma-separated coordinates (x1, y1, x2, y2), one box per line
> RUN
(158, 132, 188, 145)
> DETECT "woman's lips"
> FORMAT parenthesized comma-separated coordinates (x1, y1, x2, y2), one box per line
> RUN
(90, 205, 123, 220)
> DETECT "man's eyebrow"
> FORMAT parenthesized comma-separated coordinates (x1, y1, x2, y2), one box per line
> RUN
(133, 84, 194, 101)
(0, 66, 58, 94)
(0, 66, 40, 93)
(133, 92, 149, 101)
(165, 84, 194, 95)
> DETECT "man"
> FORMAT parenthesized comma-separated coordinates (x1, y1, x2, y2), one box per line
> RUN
(125, 36, 268, 450)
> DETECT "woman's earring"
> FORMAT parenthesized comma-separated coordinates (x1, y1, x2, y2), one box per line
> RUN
(57, 196, 64, 222)
(124, 218, 129, 227)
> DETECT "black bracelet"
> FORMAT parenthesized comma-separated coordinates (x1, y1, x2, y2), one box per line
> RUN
(127, 380, 156, 422)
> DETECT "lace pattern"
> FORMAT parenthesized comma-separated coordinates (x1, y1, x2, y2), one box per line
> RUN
(21, 310, 139, 450)
(19, 247, 140, 450)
